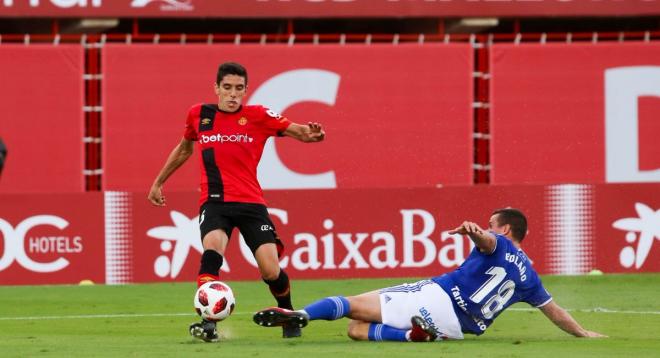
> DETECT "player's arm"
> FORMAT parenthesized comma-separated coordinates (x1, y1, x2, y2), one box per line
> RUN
(147, 138, 194, 206)
(538, 301, 606, 338)
(448, 221, 497, 253)
(282, 122, 325, 143)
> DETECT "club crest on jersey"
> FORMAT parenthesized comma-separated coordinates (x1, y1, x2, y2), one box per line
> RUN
(201, 118, 212, 126)
(238, 117, 248, 126)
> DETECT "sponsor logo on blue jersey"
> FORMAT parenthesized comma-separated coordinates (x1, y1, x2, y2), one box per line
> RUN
(450, 285, 487, 331)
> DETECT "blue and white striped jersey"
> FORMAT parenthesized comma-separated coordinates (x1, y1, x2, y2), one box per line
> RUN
(432, 234, 552, 335)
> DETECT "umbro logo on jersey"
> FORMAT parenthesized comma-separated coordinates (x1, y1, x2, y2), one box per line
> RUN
(200, 133, 254, 144)
(266, 109, 282, 119)
(201, 118, 212, 125)
(238, 117, 248, 126)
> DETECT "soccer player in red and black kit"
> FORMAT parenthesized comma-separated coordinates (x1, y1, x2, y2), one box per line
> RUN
(147, 62, 326, 342)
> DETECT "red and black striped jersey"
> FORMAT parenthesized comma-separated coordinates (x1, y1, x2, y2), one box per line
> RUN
(183, 103, 292, 206)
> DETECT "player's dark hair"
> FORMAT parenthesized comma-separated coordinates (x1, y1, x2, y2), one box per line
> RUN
(492, 208, 528, 242)
(216, 62, 248, 85)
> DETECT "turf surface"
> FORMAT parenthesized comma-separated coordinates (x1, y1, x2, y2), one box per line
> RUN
(0, 274, 658, 357)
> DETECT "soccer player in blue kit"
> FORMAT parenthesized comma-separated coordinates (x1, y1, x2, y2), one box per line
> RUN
(253, 208, 606, 341)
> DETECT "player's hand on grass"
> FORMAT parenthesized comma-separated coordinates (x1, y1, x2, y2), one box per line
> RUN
(584, 330, 607, 338)
(148, 185, 166, 206)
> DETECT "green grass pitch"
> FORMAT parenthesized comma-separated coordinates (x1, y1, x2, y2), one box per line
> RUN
(0, 274, 658, 357)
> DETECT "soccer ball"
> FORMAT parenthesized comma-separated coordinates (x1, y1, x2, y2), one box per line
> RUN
(193, 281, 236, 322)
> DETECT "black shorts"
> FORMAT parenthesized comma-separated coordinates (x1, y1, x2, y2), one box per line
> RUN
(199, 201, 281, 255)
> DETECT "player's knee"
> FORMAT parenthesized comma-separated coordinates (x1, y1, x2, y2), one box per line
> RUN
(254, 243, 282, 280)
(256, 254, 280, 280)
(201, 230, 228, 252)
(259, 265, 280, 281)
(347, 320, 368, 341)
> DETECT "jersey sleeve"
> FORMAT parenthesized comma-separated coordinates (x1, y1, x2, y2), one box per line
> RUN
(524, 278, 553, 308)
(260, 106, 292, 136)
(183, 104, 200, 141)
(484, 233, 507, 255)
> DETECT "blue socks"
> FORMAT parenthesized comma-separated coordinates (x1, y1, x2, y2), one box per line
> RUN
(302, 296, 408, 342)
(368, 323, 408, 342)
(303, 296, 350, 320)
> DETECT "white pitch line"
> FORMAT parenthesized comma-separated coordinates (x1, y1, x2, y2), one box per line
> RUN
(0, 312, 251, 321)
(0, 308, 658, 321)
(508, 307, 660, 315)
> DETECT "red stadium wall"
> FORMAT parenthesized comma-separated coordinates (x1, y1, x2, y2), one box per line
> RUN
(0, 184, 657, 285)
(102, 44, 474, 192)
(1, 40, 659, 286)
(0, 45, 85, 193)
(1, 42, 658, 194)
(490, 42, 660, 185)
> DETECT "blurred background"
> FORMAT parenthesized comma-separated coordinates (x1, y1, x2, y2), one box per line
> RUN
(0, 0, 658, 285)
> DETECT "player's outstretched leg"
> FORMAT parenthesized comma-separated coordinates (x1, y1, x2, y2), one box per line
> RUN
(189, 319, 219, 343)
(254, 295, 351, 338)
(253, 307, 310, 329)
(408, 316, 439, 342)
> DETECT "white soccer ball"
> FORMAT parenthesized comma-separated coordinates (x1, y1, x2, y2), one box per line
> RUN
(193, 281, 236, 322)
